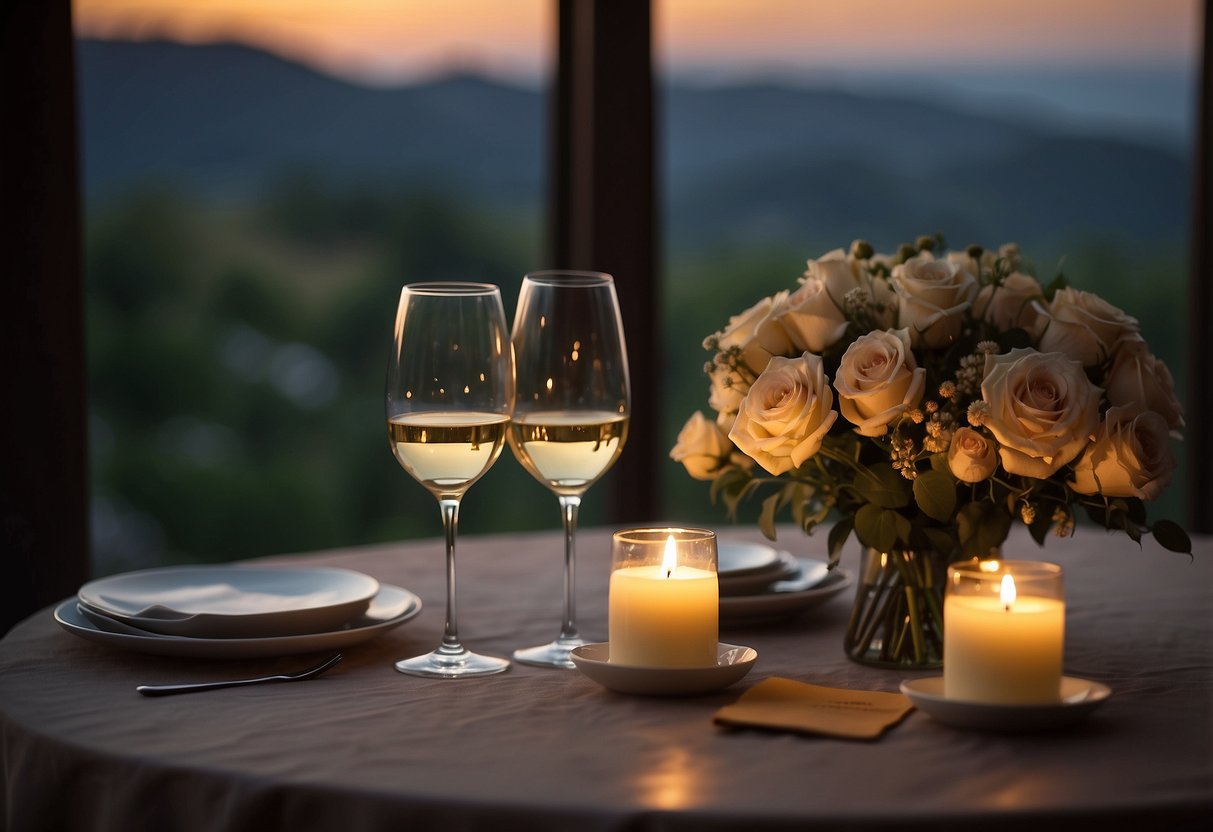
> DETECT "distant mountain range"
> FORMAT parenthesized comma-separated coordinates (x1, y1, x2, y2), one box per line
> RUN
(76, 39, 1190, 250)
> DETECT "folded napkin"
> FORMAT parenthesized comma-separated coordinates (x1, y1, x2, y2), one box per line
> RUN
(714, 677, 914, 740)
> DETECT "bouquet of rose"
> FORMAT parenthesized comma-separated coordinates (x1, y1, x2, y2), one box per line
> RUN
(671, 236, 1191, 567)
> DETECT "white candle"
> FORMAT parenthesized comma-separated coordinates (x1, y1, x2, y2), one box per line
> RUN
(944, 564, 1065, 704)
(609, 533, 719, 667)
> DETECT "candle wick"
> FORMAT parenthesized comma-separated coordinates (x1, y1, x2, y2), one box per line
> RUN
(1004, 603, 1011, 612)
(665, 568, 672, 579)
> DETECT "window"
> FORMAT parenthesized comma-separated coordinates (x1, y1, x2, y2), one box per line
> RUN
(73, 0, 556, 574)
(656, 0, 1202, 529)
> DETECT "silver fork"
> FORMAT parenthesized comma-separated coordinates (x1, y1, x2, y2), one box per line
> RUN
(136, 653, 342, 697)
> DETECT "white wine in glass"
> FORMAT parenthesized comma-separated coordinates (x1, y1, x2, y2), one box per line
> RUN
(508, 271, 630, 669)
(385, 282, 514, 678)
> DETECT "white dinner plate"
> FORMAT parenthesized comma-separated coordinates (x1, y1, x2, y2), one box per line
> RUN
(716, 540, 782, 577)
(78, 565, 381, 638)
(899, 676, 1112, 732)
(718, 550, 802, 596)
(55, 584, 421, 659)
(570, 642, 757, 696)
(719, 560, 851, 626)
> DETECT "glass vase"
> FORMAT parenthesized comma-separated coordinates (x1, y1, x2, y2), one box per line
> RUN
(843, 548, 946, 668)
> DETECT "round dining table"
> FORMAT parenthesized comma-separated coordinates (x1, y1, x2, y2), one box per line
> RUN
(2, 524, 1211, 831)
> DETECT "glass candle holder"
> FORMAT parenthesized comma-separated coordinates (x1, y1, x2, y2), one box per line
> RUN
(609, 528, 719, 667)
(944, 559, 1065, 704)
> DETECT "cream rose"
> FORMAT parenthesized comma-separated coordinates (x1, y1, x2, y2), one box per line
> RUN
(806, 248, 896, 328)
(945, 250, 996, 279)
(972, 272, 1046, 335)
(669, 411, 731, 480)
(833, 328, 925, 437)
(981, 348, 1102, 478)
(947, 427, 999, 483)
(1103, 342, 1185, 434)
(708, 367, 746, 416)
(890, 252, 977, 348)
(1070, 407, 1175, 500)
(703, 293, 792, 380)
(1037, 288, 1140, 367)
(999, 242, 1022, 267)
(728, 353, 838, 475)
(772, 276, 849, 353)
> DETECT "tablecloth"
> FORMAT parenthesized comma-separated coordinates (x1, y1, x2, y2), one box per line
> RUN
(2, 525, 1211, 831)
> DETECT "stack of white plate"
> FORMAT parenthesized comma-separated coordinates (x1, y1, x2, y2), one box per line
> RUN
(716, 540, 851, 627)
(54, 565, 421, 658)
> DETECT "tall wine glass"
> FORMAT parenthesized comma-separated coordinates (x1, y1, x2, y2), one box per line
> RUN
(508, 271, 631, 668)
(385, 282, 514, 678)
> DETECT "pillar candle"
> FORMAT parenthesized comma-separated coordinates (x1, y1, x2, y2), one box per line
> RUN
(944, 562, 1065, 704)
(609, 532, 718, 667)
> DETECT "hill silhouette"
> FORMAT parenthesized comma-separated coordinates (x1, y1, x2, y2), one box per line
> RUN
(77, 38, 1188, 248)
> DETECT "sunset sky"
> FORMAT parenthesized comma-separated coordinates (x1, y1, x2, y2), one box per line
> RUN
(74, 0, 1200, 86)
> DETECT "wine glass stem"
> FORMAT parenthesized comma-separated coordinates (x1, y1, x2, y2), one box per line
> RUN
(438, 497, 466, 655)
(557, 494, 581, 642)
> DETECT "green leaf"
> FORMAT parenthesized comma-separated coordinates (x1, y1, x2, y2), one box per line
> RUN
(1123, 498, 1148, 525)
(913, 469, 956, 522)
(957, 503, 1012, 559)
(928, 453, 950, 473)
(758, 492, 780, 541)
(790, 485, 806, 527)
(1152, 519, 1192, 555)
(854, 504, 911, 552)
(827, 517, 853, 567)
(1083, 501, 1110, 527)
(1042, 271, 1068, 301)
(853, 463, 911, 509)
(1028, 511, 1051, 547)
(921, 527, 957, 557)
(709, 467, 747, 506)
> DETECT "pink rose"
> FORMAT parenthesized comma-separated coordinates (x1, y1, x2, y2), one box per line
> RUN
(890, 253, 977, 348)
(1037, 288, 1140, 367)
(981, 348, 1102, 478)
(1070, 407, 1176, 500)
(729, 353, 838, 475)
(833, 329, 925, 437)
(947, 427, 999, 483)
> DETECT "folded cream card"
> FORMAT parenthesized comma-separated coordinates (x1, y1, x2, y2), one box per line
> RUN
(714, 677, 914, 740)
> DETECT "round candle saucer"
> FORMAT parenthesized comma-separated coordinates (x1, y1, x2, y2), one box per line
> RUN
(899, 676, 1111, 732)
(570, 642, 757, 696)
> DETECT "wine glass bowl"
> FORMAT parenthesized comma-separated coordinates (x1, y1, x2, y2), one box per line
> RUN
(385, 282, 514, 678)
(508, 270, 631, 668)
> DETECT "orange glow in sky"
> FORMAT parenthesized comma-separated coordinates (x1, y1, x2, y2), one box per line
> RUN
(73, 0, 1199, 85)
(73, 0, 552, 84)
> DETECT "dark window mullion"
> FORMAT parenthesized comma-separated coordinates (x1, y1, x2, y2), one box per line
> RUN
(1, 0, 89, 632)
(1189, 0, 1212, 532)
(551, 0, 659, 523)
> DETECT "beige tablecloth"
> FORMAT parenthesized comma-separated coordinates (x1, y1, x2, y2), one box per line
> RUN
(2, 525, 1211, 831)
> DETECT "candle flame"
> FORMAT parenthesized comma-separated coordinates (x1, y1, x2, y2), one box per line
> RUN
(1000, 574, 1017, 610)
(662, 534, 677, 578)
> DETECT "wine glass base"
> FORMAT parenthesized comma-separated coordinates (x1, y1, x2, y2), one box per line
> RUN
(395, 647, 510, 678)
(513, 636, 588, 670)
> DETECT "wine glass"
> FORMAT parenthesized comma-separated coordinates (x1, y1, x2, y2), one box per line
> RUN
(508, 270, 631, 668)
(385, 282, 514, 678)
